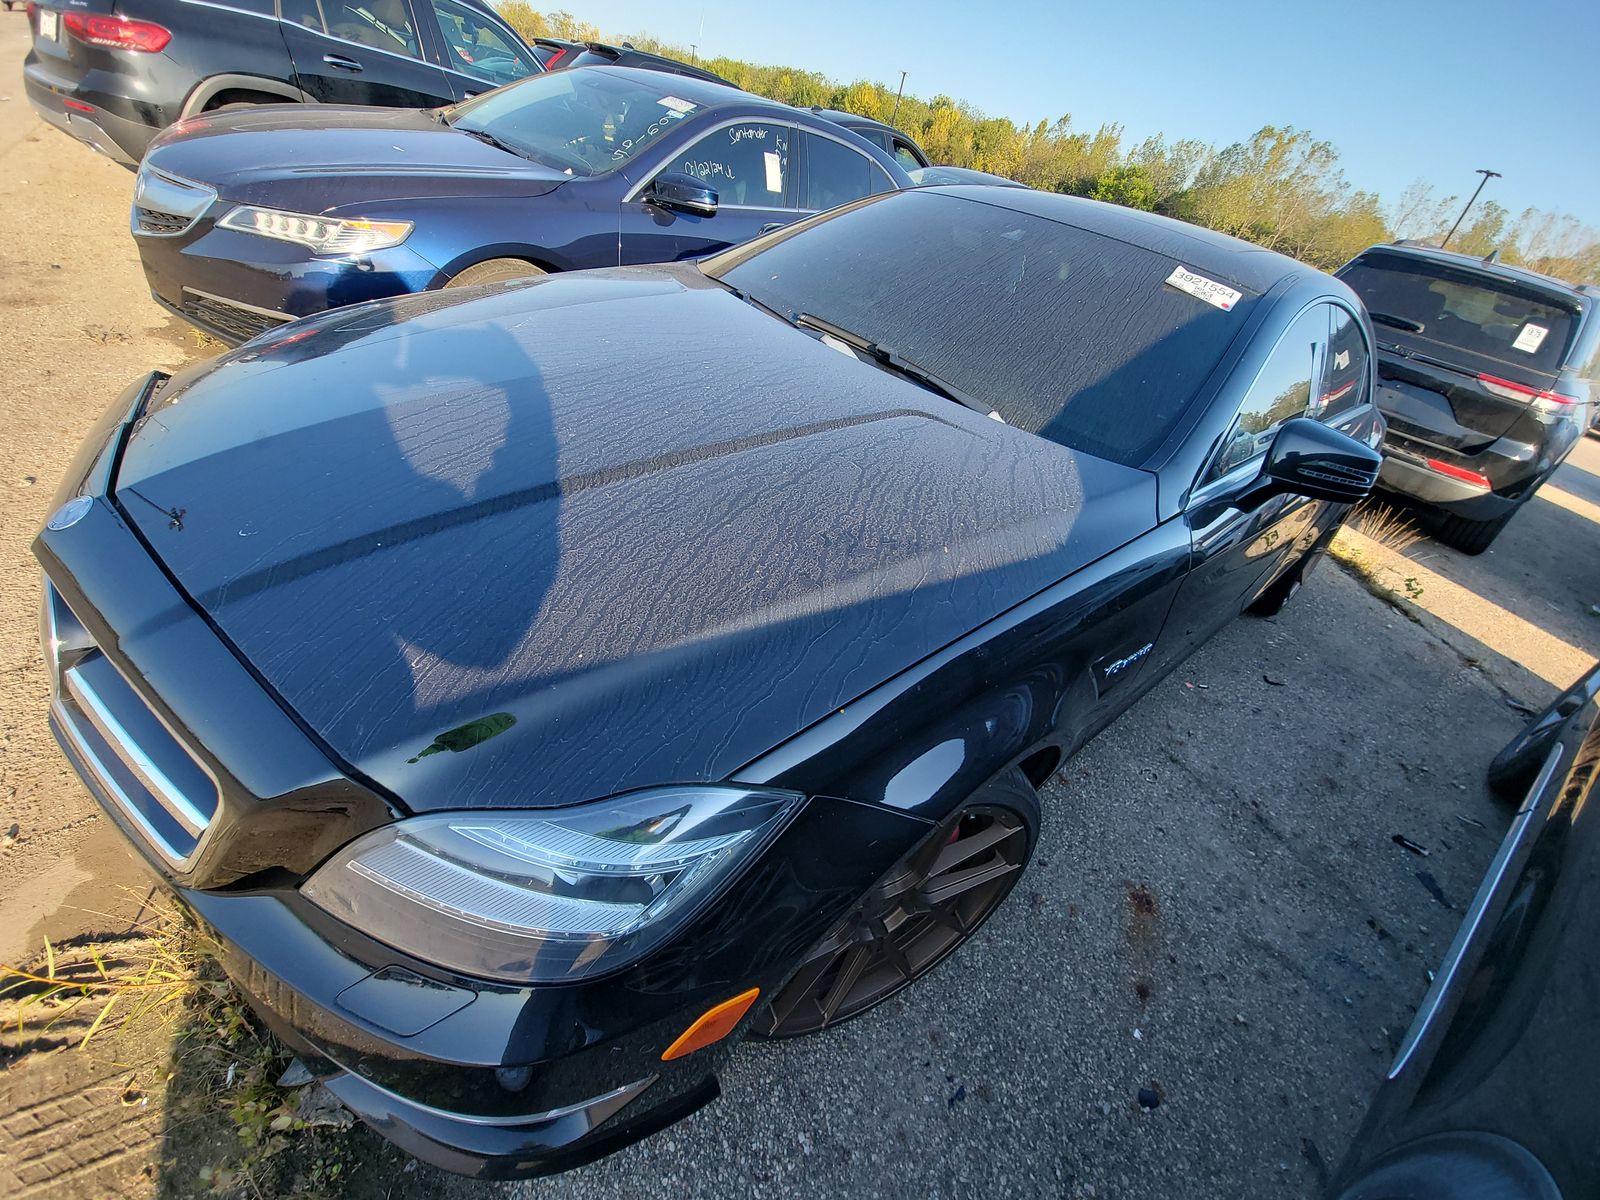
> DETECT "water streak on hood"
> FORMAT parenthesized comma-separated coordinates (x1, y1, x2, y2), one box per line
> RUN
(118, 265, 1157, 811)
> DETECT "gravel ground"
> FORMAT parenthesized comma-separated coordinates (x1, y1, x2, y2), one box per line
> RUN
(0, 14, 1596, 1197)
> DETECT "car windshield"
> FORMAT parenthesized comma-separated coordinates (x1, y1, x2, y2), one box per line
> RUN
(1340, 251, 1578, 378)
(444, 68, 705, 177)
(704, 190, 1258, 466)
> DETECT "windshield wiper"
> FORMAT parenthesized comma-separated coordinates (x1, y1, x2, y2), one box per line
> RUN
(793, 313, 1001, 420)
(1369, 311, 1425, 334)
(455, 125, 525, 159)
(713, 279, 798, 328)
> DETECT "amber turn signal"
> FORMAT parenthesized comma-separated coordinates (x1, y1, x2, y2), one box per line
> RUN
(660, 987, 761, 1061)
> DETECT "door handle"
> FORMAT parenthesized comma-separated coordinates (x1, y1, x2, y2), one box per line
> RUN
(759, 222, 789, 234)
(323, 54, 363, 72)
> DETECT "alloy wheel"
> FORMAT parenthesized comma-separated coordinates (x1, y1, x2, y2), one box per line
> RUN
(754, 804, 1029, 1038)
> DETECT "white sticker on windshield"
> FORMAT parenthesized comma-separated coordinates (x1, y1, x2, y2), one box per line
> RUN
(1513, 323, 1549, 353)
(1165, 265, 1242, 312)
(763, 150, 782, 194)
(658, 96, 696, 113)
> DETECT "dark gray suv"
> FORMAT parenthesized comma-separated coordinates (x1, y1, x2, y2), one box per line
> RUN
(1338, 243, 1600, 553)
(24, 0, 539, 167)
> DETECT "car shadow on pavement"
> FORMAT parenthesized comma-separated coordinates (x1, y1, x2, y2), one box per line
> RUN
(1355, 470, 1600, 704)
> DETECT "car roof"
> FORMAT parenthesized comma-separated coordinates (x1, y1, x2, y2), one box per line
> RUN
(1356, 242, 1597, 302)
(928, 187, 1322, 295)
(811, 108, 900, 136)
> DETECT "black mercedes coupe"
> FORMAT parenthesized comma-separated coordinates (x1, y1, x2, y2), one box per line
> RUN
(34, 187, 1384, 1177)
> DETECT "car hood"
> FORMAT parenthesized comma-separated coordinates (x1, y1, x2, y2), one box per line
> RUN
(115, 265, 1157, 813)
(144, 105, 572, 209)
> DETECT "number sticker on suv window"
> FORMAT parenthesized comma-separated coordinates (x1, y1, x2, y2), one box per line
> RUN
(1513, 323, 1549, 353)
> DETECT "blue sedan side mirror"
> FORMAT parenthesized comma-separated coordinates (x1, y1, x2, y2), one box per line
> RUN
(649, 172, 718, 218)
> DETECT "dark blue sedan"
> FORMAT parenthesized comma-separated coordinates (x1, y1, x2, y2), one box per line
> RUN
(130, 67, 911, 343)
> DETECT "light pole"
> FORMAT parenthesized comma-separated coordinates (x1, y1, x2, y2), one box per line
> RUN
(1440, 168, 1501, 249)
(891, 71, 908, 124)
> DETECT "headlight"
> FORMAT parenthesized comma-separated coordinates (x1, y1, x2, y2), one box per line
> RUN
(302, 786, 802, 983)
(217, 205, 412, 255)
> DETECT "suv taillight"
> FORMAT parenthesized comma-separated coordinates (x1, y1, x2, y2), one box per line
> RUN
(1477, 372, 1571, 416)
(62, 12, 172, 52)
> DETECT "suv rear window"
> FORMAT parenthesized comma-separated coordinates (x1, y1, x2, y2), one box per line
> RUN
(1340, 252, 1577, 378)
(706, 189, 1258, 465)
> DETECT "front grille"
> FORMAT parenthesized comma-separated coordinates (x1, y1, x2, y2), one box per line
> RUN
(44, 583, 219, 866)
(180, 290, 292, 343)
(135, 205, 193, 235)
(130, 167, 216, 238)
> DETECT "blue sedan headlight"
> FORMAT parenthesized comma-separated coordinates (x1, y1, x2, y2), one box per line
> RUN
(302, 786, 802, 983)
(217, 205, 413, 256)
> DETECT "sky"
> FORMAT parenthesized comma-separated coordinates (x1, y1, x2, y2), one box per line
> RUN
(569, 0, 1600, 230)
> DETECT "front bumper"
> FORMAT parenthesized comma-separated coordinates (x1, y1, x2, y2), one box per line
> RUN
(50, 757, 924, 1177)
(136, 217, 444, 345)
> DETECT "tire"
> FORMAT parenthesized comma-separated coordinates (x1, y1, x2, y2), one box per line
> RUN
(444, 258, 548, 289)
(1246, 562, 1304, 617)
(1247, 530, 1336, 617)
(1434, 507, 1515, 555)
(752, 767, 1040, 1039)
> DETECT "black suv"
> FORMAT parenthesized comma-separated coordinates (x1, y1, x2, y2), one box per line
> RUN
(1338, 243, 1600, 553)
(531, 37, 733, 86)
(809, 107, 929, 170)
(23, 0, 539, 167)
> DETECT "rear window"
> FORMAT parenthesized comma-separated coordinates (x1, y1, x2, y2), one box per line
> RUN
(705, 190, 1257, 465)
(1340, 252, 1577, 377)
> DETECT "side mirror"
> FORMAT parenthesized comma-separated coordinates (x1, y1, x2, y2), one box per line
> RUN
(648, 172, 718, 217)
(1243, 417, 1382, 509)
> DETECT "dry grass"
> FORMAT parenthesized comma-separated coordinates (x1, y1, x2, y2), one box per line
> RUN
(1348, 500, 1426, 556)
(0, 892, 219, 1053)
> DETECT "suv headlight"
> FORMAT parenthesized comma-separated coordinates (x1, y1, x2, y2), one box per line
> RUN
(217, 205, 412, 256)
(302, 786, 802, 983)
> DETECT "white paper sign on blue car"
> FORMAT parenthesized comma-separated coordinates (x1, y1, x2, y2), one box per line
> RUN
(1165, 265, 1243, 312)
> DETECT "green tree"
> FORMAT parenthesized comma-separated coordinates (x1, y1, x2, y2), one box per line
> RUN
(1087, 165, 1157, 211)
(493, 7, 1596, 277)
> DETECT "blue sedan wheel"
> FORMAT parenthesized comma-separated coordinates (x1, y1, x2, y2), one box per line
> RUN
(445, 258, 547, 289)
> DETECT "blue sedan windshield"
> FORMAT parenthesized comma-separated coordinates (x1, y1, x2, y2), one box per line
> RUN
(446, 69, 706, 178)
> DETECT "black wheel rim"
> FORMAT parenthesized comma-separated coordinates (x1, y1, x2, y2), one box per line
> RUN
(755, 804, 1028, 1038)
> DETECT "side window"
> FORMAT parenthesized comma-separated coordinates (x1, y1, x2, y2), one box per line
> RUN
(657, 122, 790, 208)
(280, 0, 327, 32)
(891, 139, 924, 171)
(1581, 320, 1600, 381)
(428, 0, 533, 84)
(324, 0, 421, 57)
(1316, 305, 1369, 421)
(802, 132, 877, 211)
(1212, 306, 1325, 478)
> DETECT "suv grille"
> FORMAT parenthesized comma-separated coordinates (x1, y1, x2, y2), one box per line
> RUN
(180, 290, 292, 343)
(44, 583, 219, 866)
